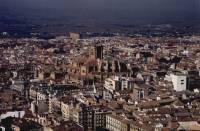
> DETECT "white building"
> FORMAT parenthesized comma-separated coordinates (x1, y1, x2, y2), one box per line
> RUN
(104, 76, 134, 92)
(0, 127, 5, 131)
(0, 111, 25, 122)
(104, 76, 120, 93)
(170, 73, 187, 92)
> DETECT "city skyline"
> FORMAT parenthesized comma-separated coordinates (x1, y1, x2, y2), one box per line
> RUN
(1, 1, 200, 131)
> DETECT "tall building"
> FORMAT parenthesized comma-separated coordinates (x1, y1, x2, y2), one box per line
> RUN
(72, 104, 111, 131)
(95, 45, 104, 60)
(72, 104, 94, 130)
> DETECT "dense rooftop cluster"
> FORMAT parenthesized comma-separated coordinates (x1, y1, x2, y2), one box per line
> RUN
(1, 33, 200, 131)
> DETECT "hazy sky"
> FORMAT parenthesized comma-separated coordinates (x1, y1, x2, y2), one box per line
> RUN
(0, 0, 200, 25)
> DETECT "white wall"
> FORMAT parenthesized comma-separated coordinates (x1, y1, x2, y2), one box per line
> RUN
(0, 111, 25, 122)
(0, 126, 5, 131)
(104, 78, 117, 92)
(170, 74, 187, 91)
